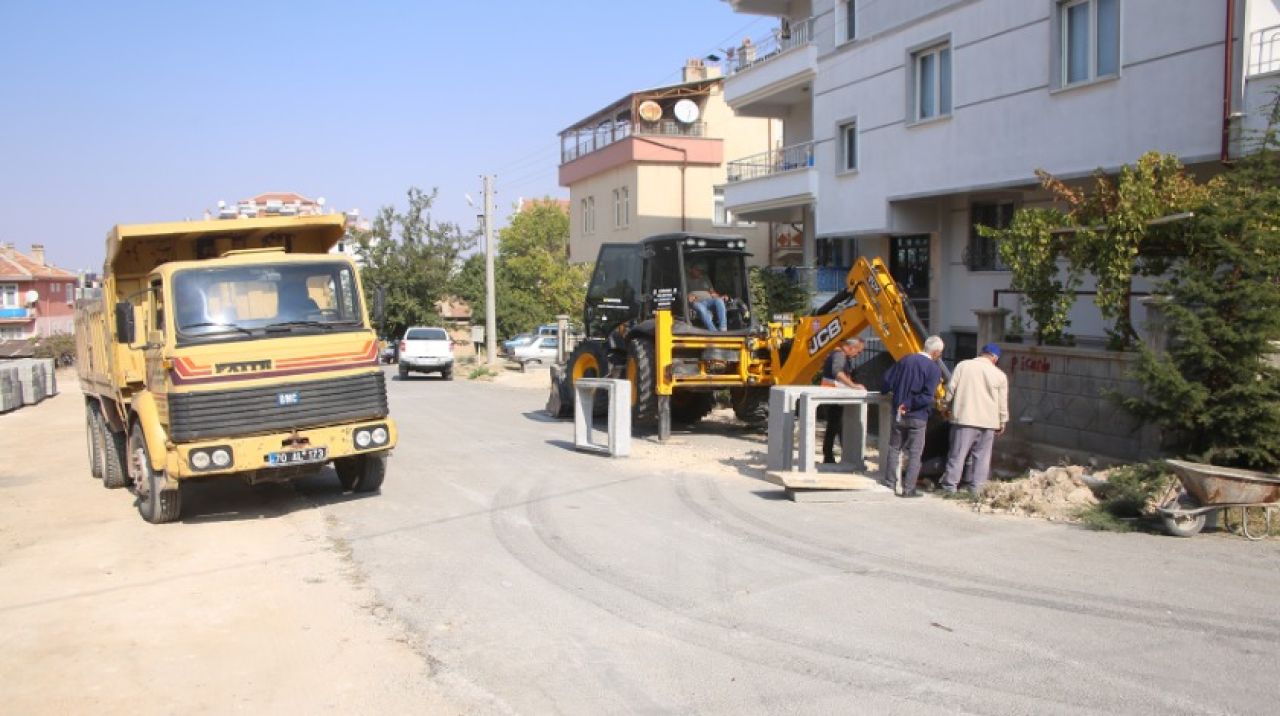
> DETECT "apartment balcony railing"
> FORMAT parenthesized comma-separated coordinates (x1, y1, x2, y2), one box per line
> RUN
(560, 120, 707, 164)
(0, 307, 32, 319)
(726, 141, 815, 183)
(1249, 24, 1280, 75)
(719, 17, 815, 76)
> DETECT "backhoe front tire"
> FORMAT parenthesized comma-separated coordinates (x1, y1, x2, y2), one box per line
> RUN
(626, 336, 659, 425)
(731, 387, 770, 426)
(99, 419, 129, 489)
(671, 391, 715, 425)
(130, 423, 181, 524)
(568, 340, 612, 417)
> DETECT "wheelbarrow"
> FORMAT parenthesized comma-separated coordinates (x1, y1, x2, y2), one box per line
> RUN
(1158, 460, 1280, 538)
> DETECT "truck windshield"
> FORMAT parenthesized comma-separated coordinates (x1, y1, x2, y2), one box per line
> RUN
(173, 262, 363, 344)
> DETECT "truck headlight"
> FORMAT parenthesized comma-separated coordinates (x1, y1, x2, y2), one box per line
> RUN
(371, 426, 388, 445)
(190, 451, 211, 470)
(211, 448, 232, 467)
(355, 429, 372, 448)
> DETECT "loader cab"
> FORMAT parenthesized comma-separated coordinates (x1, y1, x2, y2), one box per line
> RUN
(583, 233, 753, 339)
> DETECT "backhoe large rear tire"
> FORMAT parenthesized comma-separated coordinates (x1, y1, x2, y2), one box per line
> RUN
(730, 387, 770, 427)
(626, 336, 659, 426)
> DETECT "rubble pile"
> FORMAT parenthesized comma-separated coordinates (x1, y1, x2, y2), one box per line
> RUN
(971, 465, 1098, 521)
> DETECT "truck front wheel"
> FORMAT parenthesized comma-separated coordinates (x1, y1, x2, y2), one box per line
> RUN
(335, 454, 386, 493)
(129, 424, 181, 524)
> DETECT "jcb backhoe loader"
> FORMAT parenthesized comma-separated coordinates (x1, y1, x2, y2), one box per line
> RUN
(551, 232, 946, 438)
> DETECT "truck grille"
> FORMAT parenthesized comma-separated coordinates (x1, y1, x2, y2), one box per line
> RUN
(167, 372, 388, 442)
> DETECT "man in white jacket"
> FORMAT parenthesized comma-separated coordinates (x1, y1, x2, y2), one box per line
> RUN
(938, 343, 1009, 495)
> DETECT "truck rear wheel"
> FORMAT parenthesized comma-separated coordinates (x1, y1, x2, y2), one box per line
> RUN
(86, 404, 103, 479)
(336, 454, 386, 493)
(130, 423, 181, 524)
(99, 419, 130, 489)
(626, 336, 659, 425)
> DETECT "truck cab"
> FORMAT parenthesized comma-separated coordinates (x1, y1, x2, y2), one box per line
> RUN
(78, 216, 396, 523)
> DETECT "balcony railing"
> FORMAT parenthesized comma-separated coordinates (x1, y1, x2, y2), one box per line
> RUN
(561, 120, 707, 163)
(0, 307, 32, 319)
(1249, 24, 1280, 76)
(726, 141, 815, 183)
(718, 17, 815, 76)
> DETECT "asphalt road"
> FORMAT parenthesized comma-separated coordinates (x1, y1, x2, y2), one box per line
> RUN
(298, 366, 1279, 715)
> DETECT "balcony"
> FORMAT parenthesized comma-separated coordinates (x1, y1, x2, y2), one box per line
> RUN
(721, 18, 818, 116)
(561, 120, 706, 164)
(0, 307, 32, 320)
(722, 141, 817, 219)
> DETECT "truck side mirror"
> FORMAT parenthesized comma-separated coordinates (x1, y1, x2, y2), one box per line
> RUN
(114, 301, 135, 345)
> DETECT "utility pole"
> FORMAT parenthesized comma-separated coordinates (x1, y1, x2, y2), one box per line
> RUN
(482, 175, 498, 365)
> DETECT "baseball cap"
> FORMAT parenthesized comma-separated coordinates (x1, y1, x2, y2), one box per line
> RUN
(981, 343, 1002, 359)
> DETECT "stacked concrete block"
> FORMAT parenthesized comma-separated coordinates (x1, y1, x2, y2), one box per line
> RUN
(0, 359, 56, 412)
(0, 365, 19, 412)
(572, 378, 631, 457)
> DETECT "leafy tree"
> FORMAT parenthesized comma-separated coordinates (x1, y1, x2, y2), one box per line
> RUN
(981, 152, 1207, 347)
(1122, 125, 1280, 470)
(452, 199, 591, 339)
(354, 187, 476, 338)
(748, 266, 811, 321)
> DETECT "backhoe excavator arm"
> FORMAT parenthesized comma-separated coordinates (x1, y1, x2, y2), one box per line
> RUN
(770, 257, 950, 402)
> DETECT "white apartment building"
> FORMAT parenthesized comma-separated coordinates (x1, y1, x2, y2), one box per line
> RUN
(559, 61, 780, 266)
(719, 0, 1280, 355)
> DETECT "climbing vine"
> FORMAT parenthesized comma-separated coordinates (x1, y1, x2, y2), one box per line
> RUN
(980, 152, 1210, 348)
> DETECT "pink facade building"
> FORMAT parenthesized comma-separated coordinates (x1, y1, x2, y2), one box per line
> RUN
(0, 243, 79, 339)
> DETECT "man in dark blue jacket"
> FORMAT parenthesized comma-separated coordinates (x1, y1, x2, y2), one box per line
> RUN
(881, 335, 945, 497)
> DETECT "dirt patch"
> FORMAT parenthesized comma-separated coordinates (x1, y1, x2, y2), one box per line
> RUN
(965, 466, 1099, 522)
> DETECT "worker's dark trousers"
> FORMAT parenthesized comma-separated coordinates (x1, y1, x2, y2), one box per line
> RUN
(822, 406, 842, 462)
(884, 417, 929, 493)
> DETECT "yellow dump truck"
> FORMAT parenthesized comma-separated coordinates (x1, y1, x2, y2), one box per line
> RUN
(76, 215, 396, 523)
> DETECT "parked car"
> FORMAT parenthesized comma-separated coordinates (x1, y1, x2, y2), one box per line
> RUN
(380, 338, 398, 364)
(502, 333, 535, 355)
(398, 326, 454, 380)
(510, 334, 559, 366)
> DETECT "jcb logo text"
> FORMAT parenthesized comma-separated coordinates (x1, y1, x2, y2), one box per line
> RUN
(807, 318, 842, 356)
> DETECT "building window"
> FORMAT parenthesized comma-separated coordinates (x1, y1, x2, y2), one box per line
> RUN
(582, 197, 596, 234)
(1059, 0, 1120, 86)
(839, 0, 857, 43)
(912, 42, 952, 122)
(839, 120, 858, 172)
(0, 283, 17, 308)
(967, 201, 1016, 271)
(613, 187, 630, 229)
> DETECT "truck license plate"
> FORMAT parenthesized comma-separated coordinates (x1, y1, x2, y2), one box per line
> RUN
(265, 447, 328, 467)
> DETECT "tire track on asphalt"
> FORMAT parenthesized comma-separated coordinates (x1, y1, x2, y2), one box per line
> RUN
(489, 477, 1105, 716)
(667, 476, 1253, 712)
(679, 476, 1280, 646)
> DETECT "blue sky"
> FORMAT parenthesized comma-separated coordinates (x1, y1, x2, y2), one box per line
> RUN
(0, 0, 769, 272)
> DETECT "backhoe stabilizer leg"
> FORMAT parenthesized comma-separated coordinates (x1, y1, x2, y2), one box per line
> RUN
(658, 396, 671, 441)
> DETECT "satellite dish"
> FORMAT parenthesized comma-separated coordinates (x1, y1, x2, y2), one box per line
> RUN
(25, 290, 39, 305)
(316, 196, 326, 206)
(638, 100, 662, 123)
(673, 99, 700, 124)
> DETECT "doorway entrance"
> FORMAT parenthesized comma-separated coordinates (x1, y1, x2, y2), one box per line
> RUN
(889, 234, 931, 329)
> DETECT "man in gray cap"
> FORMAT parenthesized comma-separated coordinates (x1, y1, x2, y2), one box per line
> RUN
(938, 343, 1009, 495)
